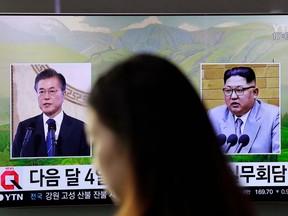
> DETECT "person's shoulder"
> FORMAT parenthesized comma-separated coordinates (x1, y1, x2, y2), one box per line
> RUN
(208, 104, 227, 114)
(15, 114, 41, 131)
(257, 99, 279, 112)
(19, 114, 41, 125)
(63, 113, 85, 125)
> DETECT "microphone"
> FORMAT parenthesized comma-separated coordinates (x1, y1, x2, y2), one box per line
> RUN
(217, 134, 226, 146)
(47, 119, 57, 156)
(235, 134, 250, 153)
(224, 134, 238, 153)
(20, 124, 35, 157)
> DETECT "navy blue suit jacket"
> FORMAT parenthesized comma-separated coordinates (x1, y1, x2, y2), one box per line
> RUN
(12, 112, 91, 158)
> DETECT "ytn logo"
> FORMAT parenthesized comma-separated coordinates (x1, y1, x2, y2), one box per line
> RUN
(0, 193, 23, 201)
(273, 24, 288, 32)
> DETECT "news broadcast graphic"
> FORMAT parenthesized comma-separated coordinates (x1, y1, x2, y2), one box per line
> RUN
(201, 63, 280, 155)
(0, 166, 113, 207)
(10, 63, 92, 159)
(0, 13, 288, 207)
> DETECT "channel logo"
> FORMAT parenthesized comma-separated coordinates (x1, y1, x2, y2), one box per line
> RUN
(0, 193, 24, 201)
(1, 168, 22, 190)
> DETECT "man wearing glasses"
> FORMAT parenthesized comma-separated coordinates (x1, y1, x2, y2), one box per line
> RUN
(12, 68, 90, 158)
(208, 66, 280, 154)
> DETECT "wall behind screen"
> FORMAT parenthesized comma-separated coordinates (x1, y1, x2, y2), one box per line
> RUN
(0, 0, 287, 13)
(1, 0, 288, 216)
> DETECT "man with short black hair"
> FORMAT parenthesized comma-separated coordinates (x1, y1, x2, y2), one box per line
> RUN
(12, 68, 90, 158)
(208, 66, 280, 154)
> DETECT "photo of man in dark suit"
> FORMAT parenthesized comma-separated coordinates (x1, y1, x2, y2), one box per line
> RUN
(12, 68, 91, 158)
(206, 66, 280, 154)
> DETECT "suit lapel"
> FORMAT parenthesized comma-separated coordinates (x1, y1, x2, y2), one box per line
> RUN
(58, 113, 72, 146)
(33, 114, 46, 155)
(221, 109, 236, 136)
(221, 109, 238, 153)
(241, 100, 262, 153)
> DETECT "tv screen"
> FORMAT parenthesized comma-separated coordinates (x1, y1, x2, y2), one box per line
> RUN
(0, 13, 287, 207)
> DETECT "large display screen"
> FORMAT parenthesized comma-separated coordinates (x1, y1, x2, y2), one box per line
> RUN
(0, 13, 288, 207)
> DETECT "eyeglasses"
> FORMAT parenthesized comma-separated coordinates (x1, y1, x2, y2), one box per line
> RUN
(222, 86, 255, 96)
(37, 89, 59, 97)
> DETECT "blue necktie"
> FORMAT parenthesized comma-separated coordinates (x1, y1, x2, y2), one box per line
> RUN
(46, 119, 55, 156)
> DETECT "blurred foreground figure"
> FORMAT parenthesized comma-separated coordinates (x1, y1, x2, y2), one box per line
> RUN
(86, 53, 255, 216)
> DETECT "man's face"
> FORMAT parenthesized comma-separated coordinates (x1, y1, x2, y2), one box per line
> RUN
(36, 77, 66, 118)
(223, 75, 258, 117)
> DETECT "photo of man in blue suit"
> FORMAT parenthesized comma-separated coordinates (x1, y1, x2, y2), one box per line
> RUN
(207, 66, 280, 154)
(12, 68, 91, 158)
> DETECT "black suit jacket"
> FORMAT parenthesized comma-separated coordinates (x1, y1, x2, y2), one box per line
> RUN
(12, 112, 91, 158)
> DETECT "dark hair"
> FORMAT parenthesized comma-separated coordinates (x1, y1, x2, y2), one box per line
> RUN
(34, 68, 66, 92)
(224, 66, 256, 84)
(88, 54, 254, 216)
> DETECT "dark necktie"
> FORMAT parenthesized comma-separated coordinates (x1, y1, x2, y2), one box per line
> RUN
(46, 119, 56, 156)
